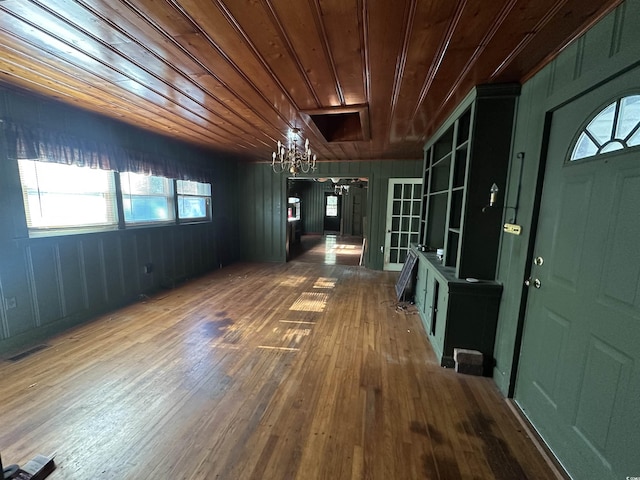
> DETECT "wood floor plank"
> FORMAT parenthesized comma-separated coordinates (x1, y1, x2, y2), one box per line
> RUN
(0, 261, 558, 479)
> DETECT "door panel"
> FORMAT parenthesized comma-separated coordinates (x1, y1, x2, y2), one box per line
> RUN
(515, 71, 640, 479)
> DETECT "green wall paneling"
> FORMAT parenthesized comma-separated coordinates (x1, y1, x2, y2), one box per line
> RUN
(27, 242, 63, 326)
(0, 244, 35, 338)
(0, 84, 241, 356)
(81, 236, 109, 312)
(58, 241, 88, 318)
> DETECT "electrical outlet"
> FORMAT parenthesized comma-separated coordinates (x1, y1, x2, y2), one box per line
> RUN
(4, 297, 17, 310)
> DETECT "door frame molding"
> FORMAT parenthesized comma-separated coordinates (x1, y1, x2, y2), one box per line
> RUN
(507, 112, 553, 398)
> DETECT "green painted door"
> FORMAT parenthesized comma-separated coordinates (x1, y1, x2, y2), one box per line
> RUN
(515, 73, 640, 479)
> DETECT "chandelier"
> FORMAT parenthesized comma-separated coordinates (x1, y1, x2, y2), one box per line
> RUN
(271, 128, 317, 175)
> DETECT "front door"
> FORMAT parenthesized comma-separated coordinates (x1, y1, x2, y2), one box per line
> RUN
(515, 73, 640, 479)
(323, 193, 341, 233)
(383, 178, 422, 271)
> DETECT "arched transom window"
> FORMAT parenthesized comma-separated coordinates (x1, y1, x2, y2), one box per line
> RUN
(571, 95, 640, 161)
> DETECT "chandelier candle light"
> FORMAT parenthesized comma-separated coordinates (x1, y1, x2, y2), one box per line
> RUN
(271, 128, 317, 175)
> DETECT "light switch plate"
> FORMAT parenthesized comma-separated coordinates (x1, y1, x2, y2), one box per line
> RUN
(503, 223, 522, 235)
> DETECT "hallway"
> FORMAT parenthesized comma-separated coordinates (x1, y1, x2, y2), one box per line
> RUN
(289, 234, 364, 266)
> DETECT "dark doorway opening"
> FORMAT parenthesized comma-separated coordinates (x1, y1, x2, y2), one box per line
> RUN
(323, 192, 341, 233)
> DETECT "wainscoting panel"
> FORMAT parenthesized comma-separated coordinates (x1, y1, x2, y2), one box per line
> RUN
(0, 223, 222, 354)
(27, 242, 62, 326)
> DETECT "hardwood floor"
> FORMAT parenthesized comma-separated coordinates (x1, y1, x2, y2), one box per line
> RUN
(288, 234, 364, 266)
(0, 262, 558, 479)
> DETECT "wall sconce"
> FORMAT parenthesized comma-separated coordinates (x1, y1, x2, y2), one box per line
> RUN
(489, 183, 499, 207)
(482, 183, 500, 212)
(482, 152, 526, 235)
(483, 152, 525, 215)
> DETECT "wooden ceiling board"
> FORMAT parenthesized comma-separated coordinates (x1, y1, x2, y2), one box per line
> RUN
(170, 0, 311, 149)
(258, 0, 338, 107)
(365, 0, 416, 153)
(6, 47, 251, 152)
(0, 0, 623, 163)
(0, 52, 219, 148)
(408, 0, 519, 140)
(388, 0, 457, 143)
(175, 0, 302, 111)
(311, 0, 366, 106)
(216, 0, 322, 111)
(491, 0, 623, 83)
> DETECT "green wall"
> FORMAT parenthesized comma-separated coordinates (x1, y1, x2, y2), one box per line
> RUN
(238, 160, 422, 269)
(289, 180, 331, 235)
(492, 0, 640, 395)
(0, 85, 240, 355)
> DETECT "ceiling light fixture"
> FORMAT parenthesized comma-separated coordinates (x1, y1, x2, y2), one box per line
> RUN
(271, 128, 317, 175)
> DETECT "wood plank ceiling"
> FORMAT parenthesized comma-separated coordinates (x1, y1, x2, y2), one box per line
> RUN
(0, 0, 621, 163)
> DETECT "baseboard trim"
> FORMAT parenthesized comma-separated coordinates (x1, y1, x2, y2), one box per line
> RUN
(505, 399, 571, 480)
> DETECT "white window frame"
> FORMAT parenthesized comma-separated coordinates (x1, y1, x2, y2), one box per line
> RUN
(120, 171, 176, 226)
(177, 179, 212, 223)
(17, 159, 119, 236)
(570, 94, 640, 161)
(326, 195, 338, 217)
(17, 160, 213, 238)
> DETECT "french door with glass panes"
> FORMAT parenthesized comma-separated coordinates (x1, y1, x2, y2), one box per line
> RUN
(383, 178, 422, 271)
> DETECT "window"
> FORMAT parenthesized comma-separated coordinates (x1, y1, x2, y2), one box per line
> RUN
(17, 160, 212, 236)
(18, 160, 118, 232)
(571, 94, 640, 161)
(288, 197, 301, 222)
(120, 172, 175, 224)
(326, 195, 338, 217)
(177, 180, 211, 221)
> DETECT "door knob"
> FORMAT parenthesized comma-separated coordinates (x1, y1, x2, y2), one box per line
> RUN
(524, 278, 541, 288)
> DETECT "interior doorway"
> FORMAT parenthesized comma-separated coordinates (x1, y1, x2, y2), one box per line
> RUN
(286, 178, 368, 266)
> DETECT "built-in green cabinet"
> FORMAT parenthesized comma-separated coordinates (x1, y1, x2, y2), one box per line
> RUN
(416, 84, 519, 373)
(414, 248, 502, 375)
(421, 84, 520, 279)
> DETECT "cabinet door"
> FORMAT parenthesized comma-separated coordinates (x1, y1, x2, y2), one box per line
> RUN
(415, 259, 427, 311)
(415, 260, 430, 333)
(430, 280, 449, 362)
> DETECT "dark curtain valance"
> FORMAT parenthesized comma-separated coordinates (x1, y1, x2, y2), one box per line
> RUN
(4, 121, 212, 182)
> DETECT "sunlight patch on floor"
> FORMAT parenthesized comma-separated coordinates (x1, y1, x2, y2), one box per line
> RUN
(333, 244, 357, 250)
(289, 292, 329, 312)
(279, 275, 309, 287)
(282, 328, 312, 343)
(257, 346, 299, 351)
(313, 277, 337, 289)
